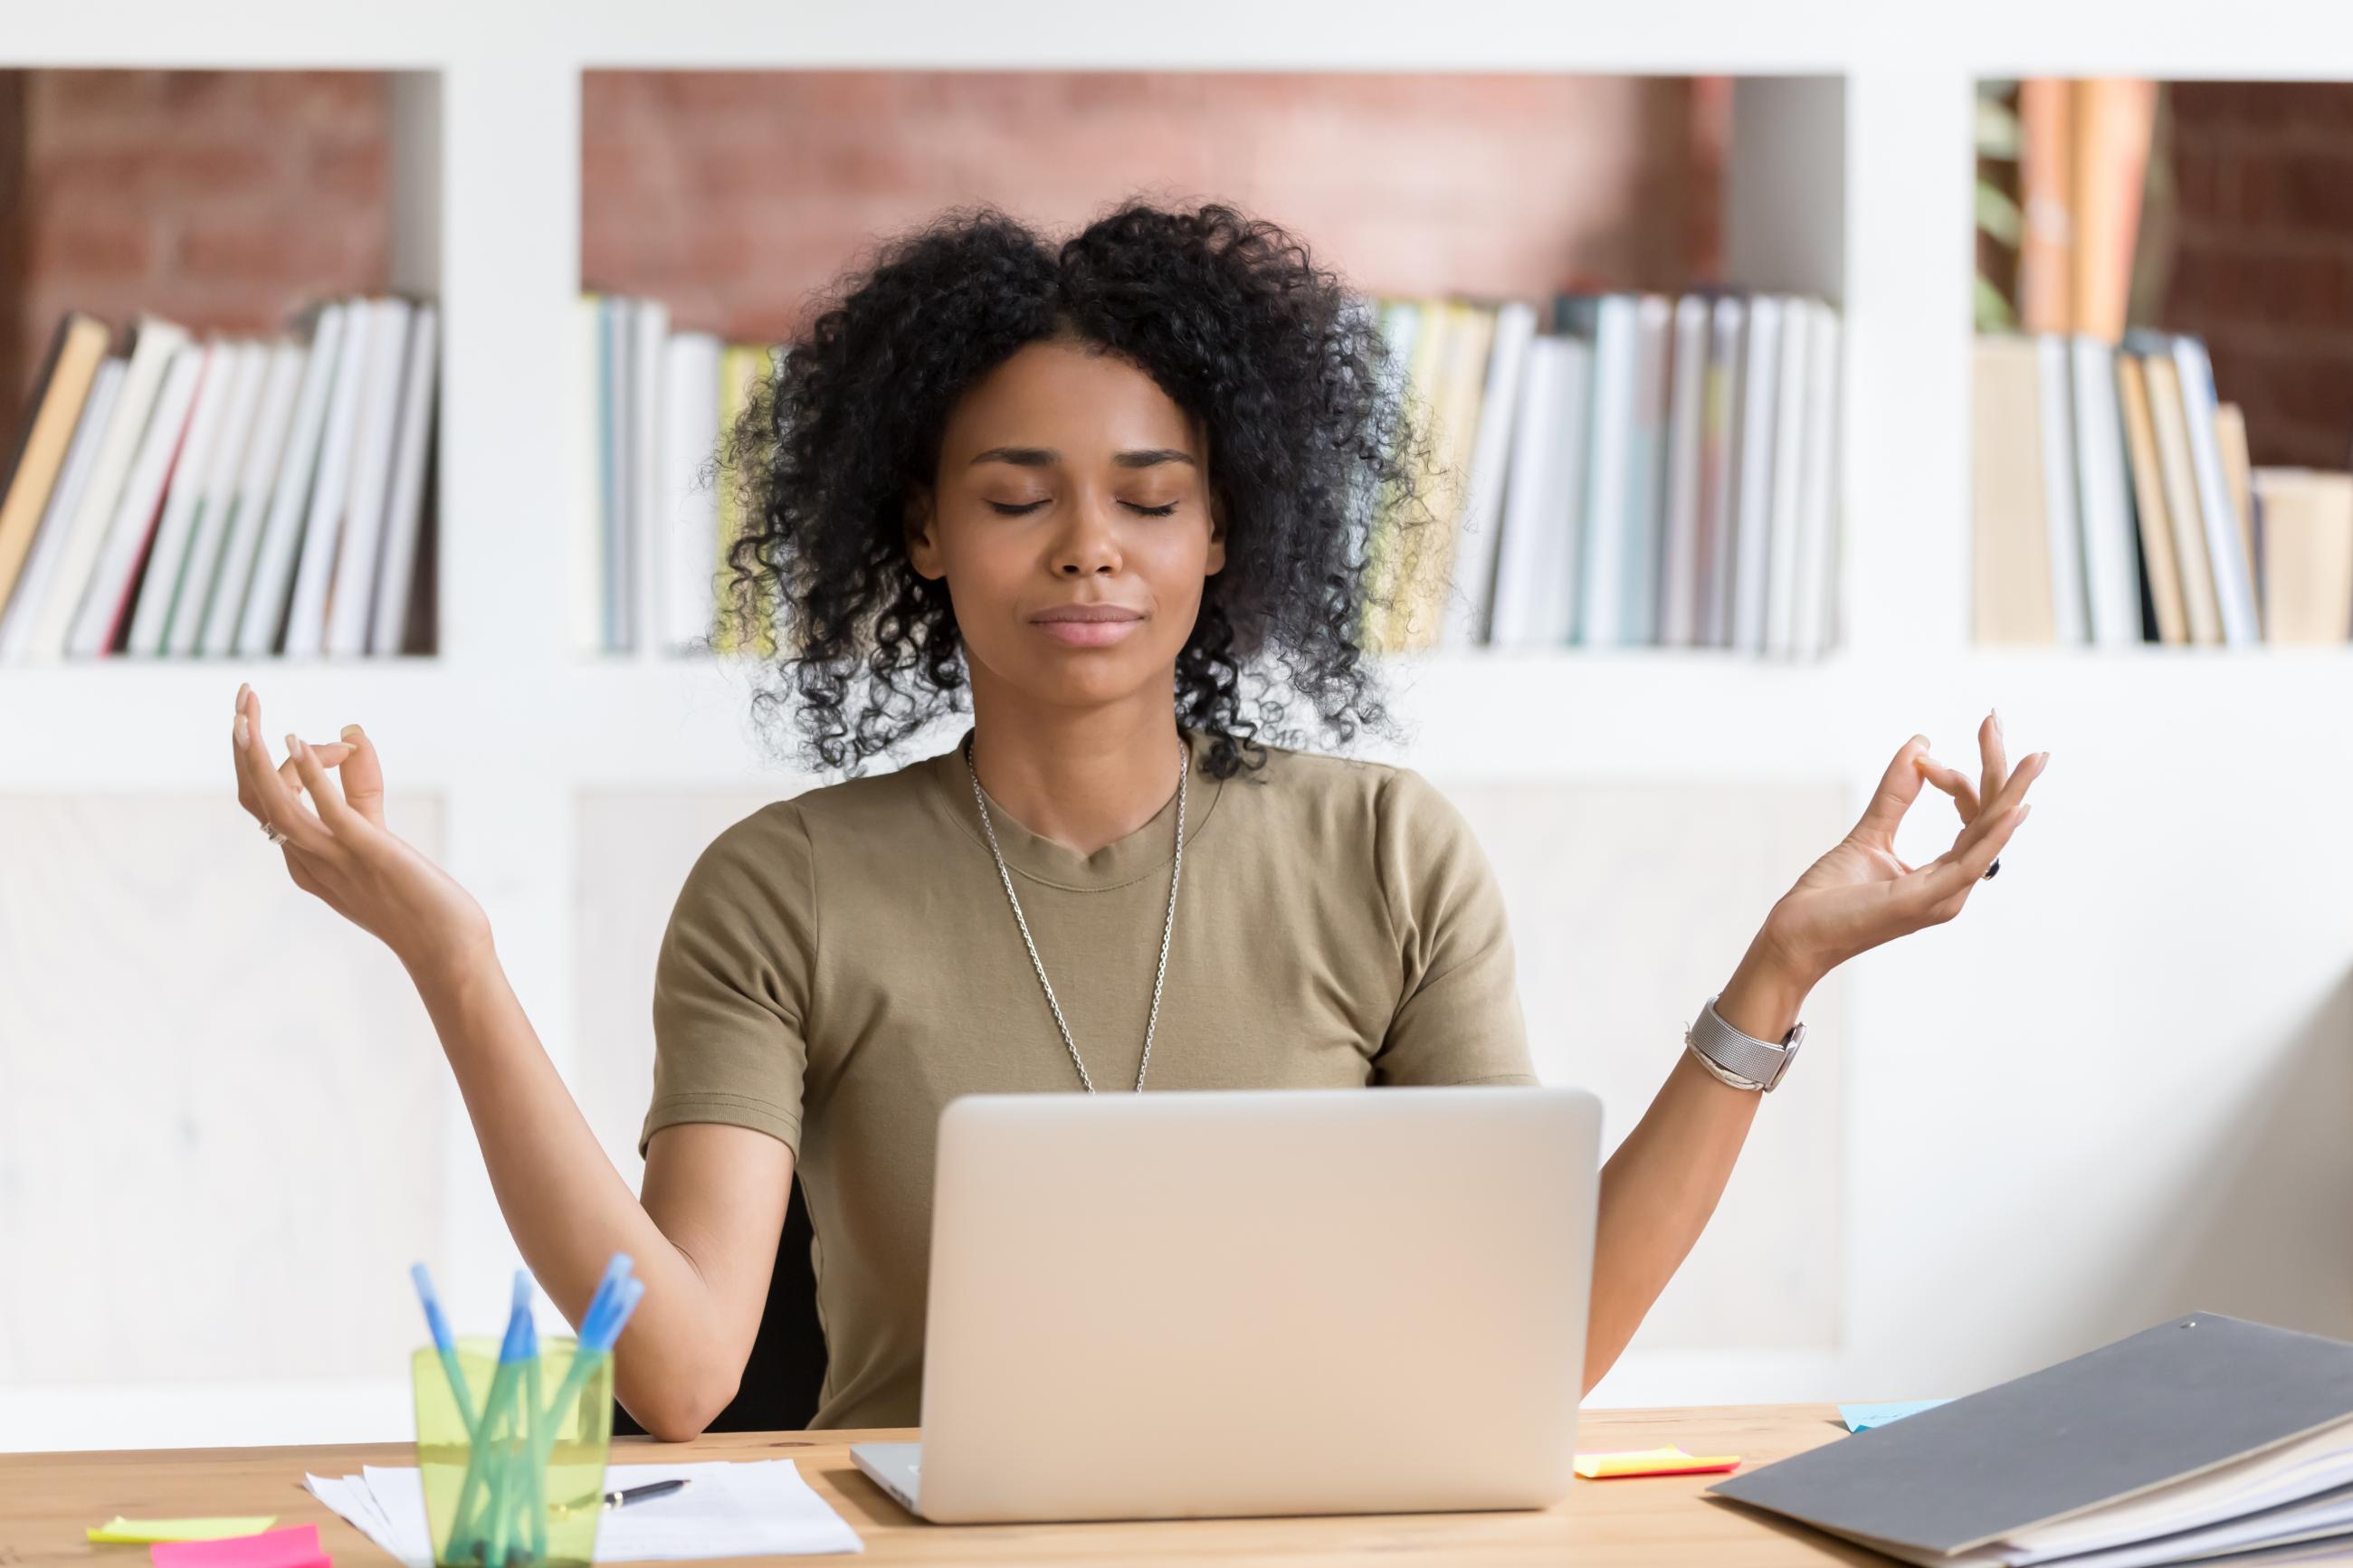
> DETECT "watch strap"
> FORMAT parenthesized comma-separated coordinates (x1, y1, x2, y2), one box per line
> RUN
(1685, 993, 1805, 1092)
(1684, 1038, 1767, 1092)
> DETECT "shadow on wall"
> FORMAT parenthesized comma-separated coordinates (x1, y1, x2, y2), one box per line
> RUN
(2090, 968, 2353, 1345)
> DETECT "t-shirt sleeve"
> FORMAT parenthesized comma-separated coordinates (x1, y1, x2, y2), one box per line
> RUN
(1368, 767, 1540, 1088)
(638, 803, 816, 1158)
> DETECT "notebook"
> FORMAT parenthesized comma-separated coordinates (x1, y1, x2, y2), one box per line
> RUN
(1710, 1313, 2353, 1567)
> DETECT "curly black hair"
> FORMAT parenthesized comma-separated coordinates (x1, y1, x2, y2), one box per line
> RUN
(710, 195, 1443, 782)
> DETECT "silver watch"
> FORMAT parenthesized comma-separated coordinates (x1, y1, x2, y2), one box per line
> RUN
(1683, 993, 1805, 1092)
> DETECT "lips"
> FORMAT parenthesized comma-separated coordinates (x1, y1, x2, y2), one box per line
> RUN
(1030, 603, 1146, 647)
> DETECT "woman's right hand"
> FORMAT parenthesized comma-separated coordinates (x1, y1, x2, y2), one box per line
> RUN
(230, 682, 492, 983)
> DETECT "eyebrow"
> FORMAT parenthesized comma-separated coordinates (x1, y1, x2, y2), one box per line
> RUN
(967, 445, 1196, 470)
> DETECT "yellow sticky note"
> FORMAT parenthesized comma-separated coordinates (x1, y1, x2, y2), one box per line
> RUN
(1574, 1446, 1741, 1479)
(88, 1518, 279, 1544)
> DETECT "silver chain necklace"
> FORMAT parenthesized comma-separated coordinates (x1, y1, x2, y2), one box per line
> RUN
(962, 731, 1186, 1094)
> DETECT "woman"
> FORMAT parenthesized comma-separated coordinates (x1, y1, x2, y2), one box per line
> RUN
(228, 200, 2043, 1440)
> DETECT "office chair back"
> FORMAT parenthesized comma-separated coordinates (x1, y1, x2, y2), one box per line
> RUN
(611, 1174, 828, 1436)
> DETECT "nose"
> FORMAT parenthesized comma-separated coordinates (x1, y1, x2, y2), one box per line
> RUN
(1048, 492, 1123, 577)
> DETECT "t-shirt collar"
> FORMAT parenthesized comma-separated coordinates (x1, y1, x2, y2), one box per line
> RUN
(928, 723, 1226, 892)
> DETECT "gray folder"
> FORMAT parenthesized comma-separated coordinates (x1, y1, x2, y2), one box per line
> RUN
(1709, 1313, 2353, 1558)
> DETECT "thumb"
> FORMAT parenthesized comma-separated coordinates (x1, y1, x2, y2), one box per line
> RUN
(336, 723, 388, 828)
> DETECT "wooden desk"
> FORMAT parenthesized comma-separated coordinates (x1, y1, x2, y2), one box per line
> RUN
(4, 1405, 1884, 1566)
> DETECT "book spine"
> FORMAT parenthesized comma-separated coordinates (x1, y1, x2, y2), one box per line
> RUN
(1657, 295, 1709, 647)
(1763, 299, 1810, 658)
(2034, 334, 2089, 645)
(2, 358, 125, 662)
(2170, 336, 2259, 646)
(1730, 298, 1782, 654)
(1576, 296, 1634, 647)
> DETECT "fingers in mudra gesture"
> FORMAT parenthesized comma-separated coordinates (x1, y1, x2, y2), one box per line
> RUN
(1760, 710, 2048, 983)
(228, 682, 491, 978)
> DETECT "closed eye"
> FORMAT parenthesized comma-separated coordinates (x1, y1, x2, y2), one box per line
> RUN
(986, 500, 1181, 518)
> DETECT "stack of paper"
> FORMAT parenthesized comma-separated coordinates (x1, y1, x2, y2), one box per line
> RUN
(1715, 1314, 2353, 1567)
(303, 1460, 861, 1563)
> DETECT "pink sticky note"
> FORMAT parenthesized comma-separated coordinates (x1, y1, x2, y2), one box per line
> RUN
(150, 1524, 328, 1568)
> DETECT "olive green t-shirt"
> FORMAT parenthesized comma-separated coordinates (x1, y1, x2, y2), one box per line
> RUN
(638, 724, 1538, 1430)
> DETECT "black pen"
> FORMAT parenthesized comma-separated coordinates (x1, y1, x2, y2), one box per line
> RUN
(556, 1477, 692, 1514)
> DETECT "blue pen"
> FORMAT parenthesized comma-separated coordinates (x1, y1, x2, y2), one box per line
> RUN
(519, 1311, 548, 1564)
(483, 1271, 534, 1568)
(410, 1263, 480, 1439)
(537, 1268, 643, 1448)
(599, 1277, 645, 1348)
(452, 1271, 535, 1564)
(499, 1259, 643, 1562)
(578, 1253, 634, 1341)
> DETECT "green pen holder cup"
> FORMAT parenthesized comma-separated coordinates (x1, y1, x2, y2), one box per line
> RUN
(412, 1335, 614, 1568)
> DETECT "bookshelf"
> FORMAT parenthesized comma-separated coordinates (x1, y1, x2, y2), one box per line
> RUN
(0, 69, 445, 666)
(1969, 72, 2353, 650)
(6, 1, 2353, 1453)
(573, 68, 1843, 660)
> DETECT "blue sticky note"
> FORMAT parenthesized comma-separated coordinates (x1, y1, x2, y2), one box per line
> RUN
(1840, 1399, 1950, 1431)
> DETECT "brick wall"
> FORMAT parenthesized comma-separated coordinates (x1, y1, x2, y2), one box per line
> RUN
(2159, 81, 2353, 468)
(581, 71, 1720, 341)
(0, 73, 25, 443)
(0, 69, 1717, 437)
(0, 70, 390, 438)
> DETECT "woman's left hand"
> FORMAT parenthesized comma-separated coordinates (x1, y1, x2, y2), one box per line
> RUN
(1750, 710, 2048, 994)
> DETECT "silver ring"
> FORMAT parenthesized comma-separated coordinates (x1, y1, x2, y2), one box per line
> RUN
(1982, 858, 2000, 881)
(261, 820, 291, 846)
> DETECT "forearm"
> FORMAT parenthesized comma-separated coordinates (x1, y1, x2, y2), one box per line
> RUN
(1581, 948, 1808, 1392)
(1578, 720, 2041, 1391)
(410, 945, 748, 1434)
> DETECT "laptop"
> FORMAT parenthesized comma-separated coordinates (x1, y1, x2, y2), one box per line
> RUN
(851, 1083, 1602, 1524)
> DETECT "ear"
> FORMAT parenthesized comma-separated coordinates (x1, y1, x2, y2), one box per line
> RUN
(1204, 490, 1228, 577)
(903, 484, 942, 580)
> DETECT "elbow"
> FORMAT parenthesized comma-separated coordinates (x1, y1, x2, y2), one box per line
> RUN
(621, 1370, 741, 1443)
(633, 1403, 710, 1444)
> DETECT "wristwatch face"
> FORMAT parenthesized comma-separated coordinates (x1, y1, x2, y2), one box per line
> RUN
(1764, 1023, 1805, 1090)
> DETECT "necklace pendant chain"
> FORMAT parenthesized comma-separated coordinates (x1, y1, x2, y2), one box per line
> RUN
(963, 732, 1186, 1094)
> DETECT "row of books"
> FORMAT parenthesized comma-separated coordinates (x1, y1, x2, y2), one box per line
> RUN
(1363, 289, 1844, 658)
(584, 284, 1845, 662)
(1973, 329, 2353, 645)
(580, 293, 781, 657)
(0, 298, 438, 662)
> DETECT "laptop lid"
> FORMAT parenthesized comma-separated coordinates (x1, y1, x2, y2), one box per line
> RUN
(912, 1084, 1601, 1524)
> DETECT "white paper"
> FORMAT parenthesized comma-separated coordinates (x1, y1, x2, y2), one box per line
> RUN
(307, 1459, 861, 1563)
(307, 1473, 424, 1568)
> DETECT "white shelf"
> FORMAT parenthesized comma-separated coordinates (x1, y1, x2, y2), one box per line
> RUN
(11, 645, 2351, 792)
(13, 1, 2353, 77)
